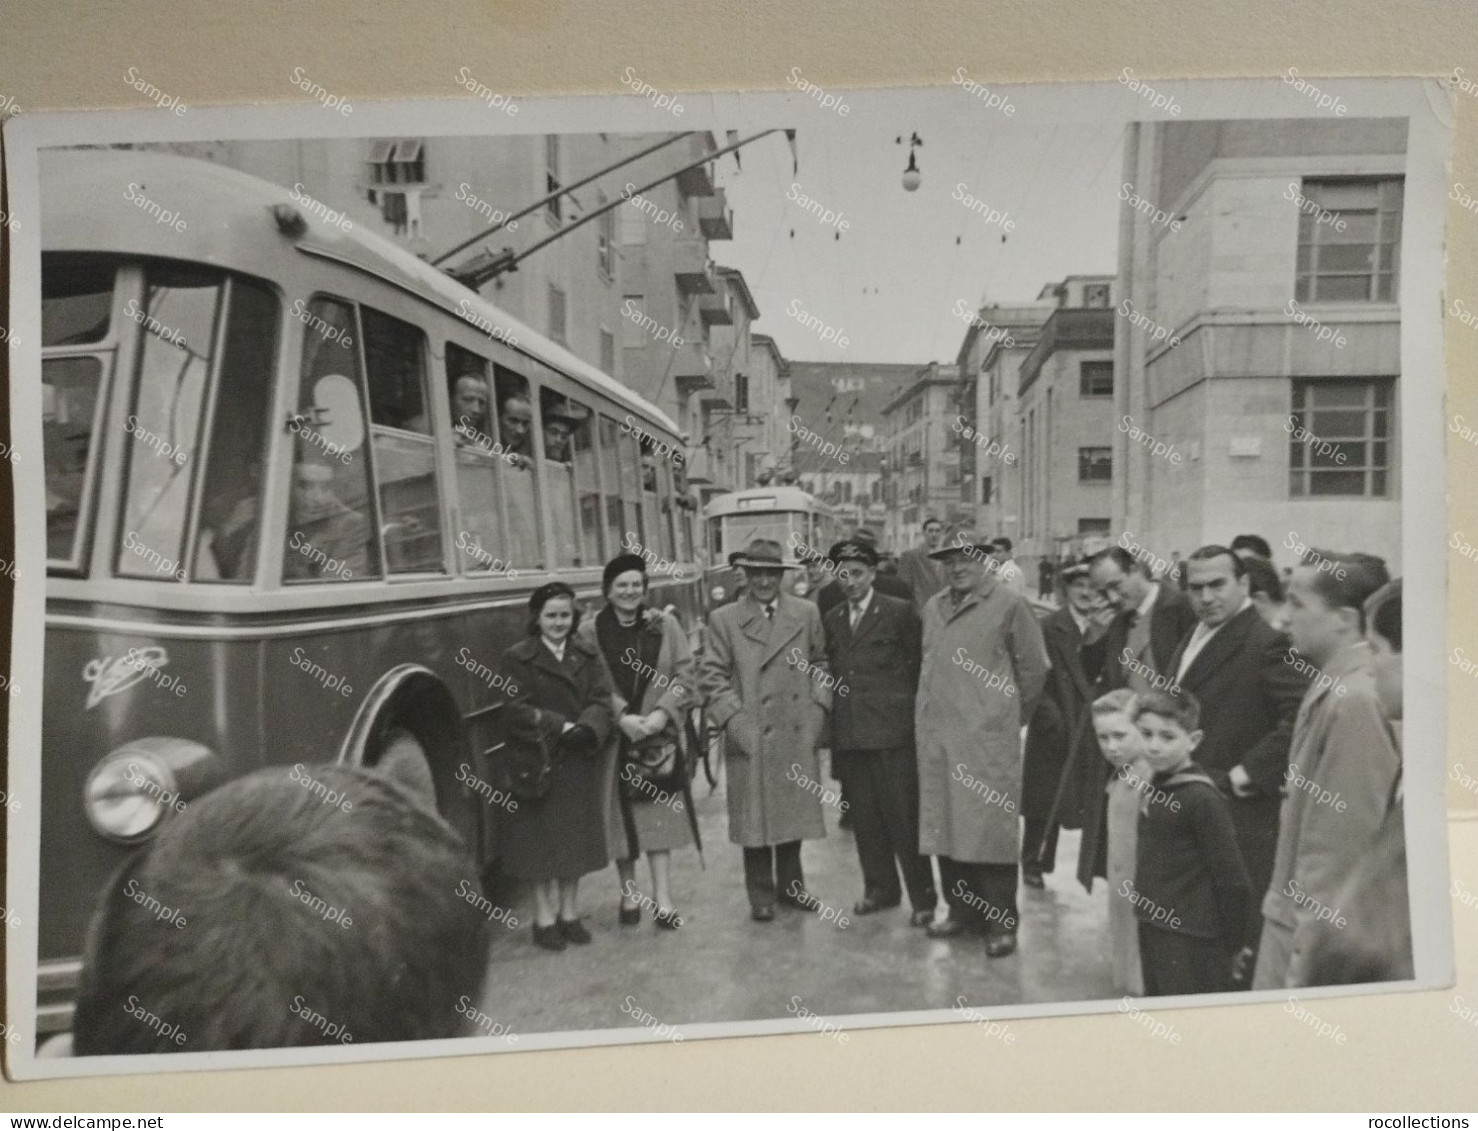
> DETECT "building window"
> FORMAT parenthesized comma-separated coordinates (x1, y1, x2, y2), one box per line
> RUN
(548, 284, 567, 345)
(597, 193, 615, 279)
(545, 135, 562, 223)
(1295, 178, 1403, 303)
(621, 294, 646, 348)
(368, 138, 425, 187)
(366, 140, 426, 235)
(1078, 518, 1111, 536)
(734, 373, 750, 414)
(1078, 446, 1112, 482)
(600, 329, 615, 375)
(619, 201, 647, 245)
(1079, 360, 1114, 398)
(981, 475, 993, 504)
(1084, 283, 1111, 308)
(1290, 378, 1392, 497)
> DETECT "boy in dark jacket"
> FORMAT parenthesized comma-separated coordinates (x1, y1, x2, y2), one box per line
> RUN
(1131, 689, 1252, 996)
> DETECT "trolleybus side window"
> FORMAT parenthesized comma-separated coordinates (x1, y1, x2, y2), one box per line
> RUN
(360, 306, 445, 574)
(42, 255, 117, 567)
(619, 426, 644, 552)
(539, 387, 588, 568)
(638, 436, 669, 560)
(447, 342, 508, 574)
(283, 296, 379, 584)
(494, 368, 540, 568)
(569, 398, 603, 565)
(599, 415, 624, 558)
(651, 451, 676, 562)
(193, 278, 279, 582)
(115, 266, 223, 582)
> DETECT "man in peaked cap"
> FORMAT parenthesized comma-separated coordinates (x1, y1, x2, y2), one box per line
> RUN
(822, 539, 936, 925)
(698, 539, 834, 922)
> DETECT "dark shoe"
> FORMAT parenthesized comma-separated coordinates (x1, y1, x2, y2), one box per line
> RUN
(1022, 869, 1046, 890)
(557, 917, 592, 945)
(909, 909, 936, 928)
(618, 905, 641, 927)
(985, 931, 1018, 958)
(779, 888, 820, 911)
(751, 904, 776, 922)
(654, 908, 682, 931)
(838, 809, 855, 830)
(853, 893, 902, 916)
(533, 923, 567, 952)
(926, 916, 970, 939)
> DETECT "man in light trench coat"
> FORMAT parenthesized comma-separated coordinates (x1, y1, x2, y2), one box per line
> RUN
(700, 538, 835, 922)
(917, 530, 1050, 957)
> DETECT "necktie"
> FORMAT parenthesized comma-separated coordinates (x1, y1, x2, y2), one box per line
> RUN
(764, 603, 774, 620)
(850, 603, 863, 629)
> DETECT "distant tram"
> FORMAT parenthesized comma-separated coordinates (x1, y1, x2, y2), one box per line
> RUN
(701, 486, 840, 606)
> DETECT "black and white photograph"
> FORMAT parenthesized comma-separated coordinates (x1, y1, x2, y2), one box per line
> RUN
(0, 71, 1454, 1079)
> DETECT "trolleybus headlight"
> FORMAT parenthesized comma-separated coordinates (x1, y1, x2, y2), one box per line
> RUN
(710, 585, 726, 602)
(83, 738, 223, 844)
(793, 578, 810, 597)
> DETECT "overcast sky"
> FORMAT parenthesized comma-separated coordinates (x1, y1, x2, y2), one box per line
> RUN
(713, 96, 1125, 366)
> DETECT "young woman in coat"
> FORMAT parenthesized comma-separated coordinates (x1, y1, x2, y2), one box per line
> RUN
(500, 582, 615, 952)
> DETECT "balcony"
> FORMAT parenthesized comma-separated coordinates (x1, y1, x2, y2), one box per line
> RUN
(676, 157, 715, 198)
(699, 288, 733, 326)
(672, 341, 714, 396)
(698, 190, 733, 239)
(674, 240, 716, 296)
(701, 389, 733, 411)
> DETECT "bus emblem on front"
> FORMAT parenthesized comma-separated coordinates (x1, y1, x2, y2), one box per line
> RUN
(83, 647, 170, 709)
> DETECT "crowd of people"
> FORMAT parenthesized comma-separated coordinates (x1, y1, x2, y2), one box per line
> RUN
(694, 518, 1409, 989)
(67, 516, 1411, 1053)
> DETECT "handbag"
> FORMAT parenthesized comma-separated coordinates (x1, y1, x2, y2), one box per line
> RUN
(501, 702, 554, 802)
(620, 718, 684, 801)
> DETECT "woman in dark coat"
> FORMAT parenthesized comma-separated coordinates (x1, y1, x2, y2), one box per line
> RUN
(577, 553, 698, 930)
(500, 582, 615, 952)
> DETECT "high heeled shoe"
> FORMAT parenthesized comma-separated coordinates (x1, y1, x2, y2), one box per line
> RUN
(619, 904, 642, 927)
(533, 922, 567, 952)
(654, 907, 682, 930)
(558, 916, 592, 945)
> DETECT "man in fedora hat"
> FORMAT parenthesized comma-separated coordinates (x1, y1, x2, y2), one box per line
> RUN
(822, 539, 936, 925)
(699, 539, 834, 921)
(915, 530, 1049, 957)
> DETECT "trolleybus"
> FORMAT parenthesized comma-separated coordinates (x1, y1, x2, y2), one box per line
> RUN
(30, 148, 700, 1034)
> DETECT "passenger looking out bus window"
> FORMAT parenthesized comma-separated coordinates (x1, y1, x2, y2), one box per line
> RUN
(451, 371, 492, 449)
(498, 391, 534, 460)
(284, 460, 372, 581)
(544, 417, 575, 463)
(362, 306, 444, 573)
(539, 389, 584, 565)
(496, 369, 540, 568)
(446, 343, 506, 575)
